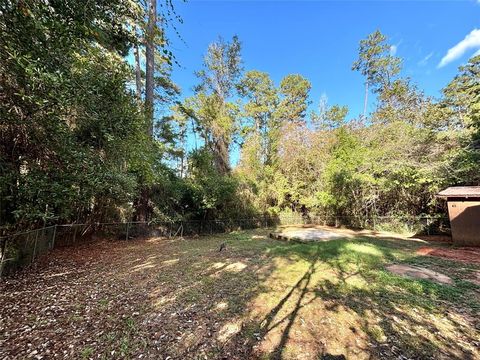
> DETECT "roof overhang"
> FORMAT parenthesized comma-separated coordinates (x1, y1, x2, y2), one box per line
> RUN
(437, 186, 480, 200)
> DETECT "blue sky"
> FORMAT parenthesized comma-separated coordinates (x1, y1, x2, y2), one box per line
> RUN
(167, 0, 480, 119)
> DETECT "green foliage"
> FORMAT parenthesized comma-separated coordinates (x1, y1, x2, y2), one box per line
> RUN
(180, 36, 243, 175)
(312, 104, 349, 130)
(235, 31, 475, 225)
(182, 148, 256, 219)
(276, 74, 312, 124)
(441, 55, 480, 185)
(352, 29, 402, 92)
(0, 0, 150, 227)
(1, 5, 477, 234)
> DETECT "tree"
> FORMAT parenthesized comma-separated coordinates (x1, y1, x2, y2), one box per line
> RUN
(275, 74, 312, 125)
(352, 30, 401, 118)
(0, 0, 145, 228)
(238, 70, 278, 164)
(129, 0, 181, 222)
(181, 36, 243, 175)
(145, 0, 157, 137)
(443, 55, 480, 140)
(312, 103, 349, 130)
(441, 55, 480, 185)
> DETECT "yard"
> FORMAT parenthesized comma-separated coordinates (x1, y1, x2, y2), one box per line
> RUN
(1, 227, 479, 359)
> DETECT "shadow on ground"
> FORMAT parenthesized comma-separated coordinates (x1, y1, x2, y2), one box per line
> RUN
(1, 228, 479, 359)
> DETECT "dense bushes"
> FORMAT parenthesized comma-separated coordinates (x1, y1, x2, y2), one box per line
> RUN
(1, 2, 478, 233)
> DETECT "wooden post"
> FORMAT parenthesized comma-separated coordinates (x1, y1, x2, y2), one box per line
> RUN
(51, 225, 57, 249)
(126, 222, 130, 241)
(0, 237, 7, 279)
(32, 229, 39, 264)
(72, 226, 77, 244)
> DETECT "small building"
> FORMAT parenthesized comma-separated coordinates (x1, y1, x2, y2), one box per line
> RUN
(437, 186, 480, 246)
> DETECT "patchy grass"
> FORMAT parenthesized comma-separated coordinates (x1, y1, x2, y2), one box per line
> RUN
(1, 228, 479, 359)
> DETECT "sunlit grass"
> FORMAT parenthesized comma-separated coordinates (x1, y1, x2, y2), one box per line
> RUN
(4, 228, 478, 359)
(203, 229, 480, 359)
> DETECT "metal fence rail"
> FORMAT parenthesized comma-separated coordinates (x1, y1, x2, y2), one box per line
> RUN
(0, 214, 450, 279)
(0, 218, 278, 278)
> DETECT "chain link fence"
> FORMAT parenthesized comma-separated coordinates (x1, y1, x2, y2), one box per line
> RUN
(0, 217, 277, 278)
(0, 214, 450, 278)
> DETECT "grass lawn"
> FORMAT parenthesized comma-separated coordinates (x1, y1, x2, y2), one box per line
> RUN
(1, 228, 479, 359)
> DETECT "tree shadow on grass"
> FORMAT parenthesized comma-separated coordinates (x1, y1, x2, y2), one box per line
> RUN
(33, 229, 473, 359)
(219, 247, 322, 359)
(314, 275, 479, 359)
(5, 229, 478, 359)
(222, 234, 479, 360)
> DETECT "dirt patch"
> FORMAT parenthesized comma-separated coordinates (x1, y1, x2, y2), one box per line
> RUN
(417, 246, 480, 264)
(414, 235, 452, 243)
(468, 271, 480, 286)
(386, 264, 453, 285)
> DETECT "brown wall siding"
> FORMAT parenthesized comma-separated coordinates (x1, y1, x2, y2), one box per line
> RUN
(447, 201, 480, 246)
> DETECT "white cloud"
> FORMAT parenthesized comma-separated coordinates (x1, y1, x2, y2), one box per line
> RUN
(438, 28, 480, 68)
(418, 52, 434, 66)
(390, 45, 397, 56)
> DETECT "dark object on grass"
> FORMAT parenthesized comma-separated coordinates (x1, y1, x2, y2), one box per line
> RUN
(218, 242, 226, 252)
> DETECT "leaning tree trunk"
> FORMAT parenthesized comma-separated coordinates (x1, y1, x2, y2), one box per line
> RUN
(211, 134, 230, 175)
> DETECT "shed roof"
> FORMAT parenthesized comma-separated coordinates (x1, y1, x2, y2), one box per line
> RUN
(437, 186, 480, 199)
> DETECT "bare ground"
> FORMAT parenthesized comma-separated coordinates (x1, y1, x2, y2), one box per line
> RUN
(1, 228, 479, 360)
(416, 246, 480, 264)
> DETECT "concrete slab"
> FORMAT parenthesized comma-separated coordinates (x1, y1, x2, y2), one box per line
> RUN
(270, 226, 345, 243)
(386, 264, 453, 285)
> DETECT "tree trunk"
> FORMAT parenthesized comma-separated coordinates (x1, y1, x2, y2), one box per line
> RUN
(145, 0, 156, 138)
(135, 0, 156, 223)
(212, 136, 230, 175)
(134, 187, 150, 223)
(134, 43, 142, 100)
(363, 81, 369, 119)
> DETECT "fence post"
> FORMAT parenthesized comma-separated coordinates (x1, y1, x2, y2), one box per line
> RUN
(372, 215, 376, 231)
(0, 237, 7, 279)
(126, 222, 130, 241)
(72, 225, 77, 244)
(51, 225, 57, 249)
(32, 229, 39, 264)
